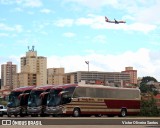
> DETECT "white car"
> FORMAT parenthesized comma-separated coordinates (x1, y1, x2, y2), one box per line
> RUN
(0, 105, 7, 117)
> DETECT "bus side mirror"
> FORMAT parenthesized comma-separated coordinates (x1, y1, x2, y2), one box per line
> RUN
(18, 95, 21, 100)
(62, 93, 71, 104)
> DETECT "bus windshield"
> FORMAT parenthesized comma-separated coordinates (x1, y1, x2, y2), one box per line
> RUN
(28, 90, 43, 107)
(20, 94, 30, 106)
(47, 89, 62, 107)
(8, 92, 22, 107)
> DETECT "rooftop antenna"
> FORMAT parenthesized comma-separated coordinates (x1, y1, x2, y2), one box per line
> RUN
(28, 46, 30, 51)
(32, 45, 35, 51)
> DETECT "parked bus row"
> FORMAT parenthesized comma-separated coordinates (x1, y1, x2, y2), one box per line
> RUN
(6, 83, 141, 117)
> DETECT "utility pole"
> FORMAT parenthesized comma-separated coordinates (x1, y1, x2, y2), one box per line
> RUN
(104, 74, 106, 86)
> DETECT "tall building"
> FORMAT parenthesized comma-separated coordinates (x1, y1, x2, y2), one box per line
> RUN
(13, 46, 47, 88)
(47, 68, 65, 85)
(1, 62, 17, 89)
(64, 71, 130, 86)
(121, 67, 137, 85)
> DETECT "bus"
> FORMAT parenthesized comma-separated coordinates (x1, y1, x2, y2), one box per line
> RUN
(44, 84, 77, 116)
(7, 86, 35, 117)
(48, 84, 141, 117)
(27, 85, 55, 117)
(18, 92, 32, 117)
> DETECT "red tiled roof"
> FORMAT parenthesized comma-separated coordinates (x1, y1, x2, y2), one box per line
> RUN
(154, 94, 160, 99)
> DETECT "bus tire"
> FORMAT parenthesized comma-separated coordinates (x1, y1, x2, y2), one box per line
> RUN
(95, 114, 102, 117)
(7, 114, 11, 117)
(20, 114, 25, 117)
(40, 114, 45, 117)
(120, 109, 127, 117)
(73, 108, 81, 117)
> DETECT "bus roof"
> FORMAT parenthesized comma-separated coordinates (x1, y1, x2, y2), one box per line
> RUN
(77, 84, 140, 91)
(12, 86, 35, 92)
(50, 84, 78, 90)
(32, 85, 55, 91)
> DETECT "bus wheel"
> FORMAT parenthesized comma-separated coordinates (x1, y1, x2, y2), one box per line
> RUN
(31, 114, 35, 117)
(20, 114, 24, 117)
(120, 109, 127, 117)
(95, 114, 102, 117)
(40, 114, 45, 117)
(7, 114, 11, 117)
(73, 108, 80, 117)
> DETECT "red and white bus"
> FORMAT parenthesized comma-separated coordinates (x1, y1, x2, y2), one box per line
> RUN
(7, 86, 35, 117)
(44, 84, 77, 116)
(27, 85, 55, 117)
(49, 84, 141, 117)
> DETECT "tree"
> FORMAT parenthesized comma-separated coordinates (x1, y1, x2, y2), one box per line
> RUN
(140, 76, 157, 84)
(140, 95, 160, 117)
(139, 76, 158, 95)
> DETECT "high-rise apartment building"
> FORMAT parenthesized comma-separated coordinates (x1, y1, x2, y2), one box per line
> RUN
(13, 46, 47, 88)
(121, 67, 137, 84)
(1, 62, 17, 89)
(47, 68, 65, 85)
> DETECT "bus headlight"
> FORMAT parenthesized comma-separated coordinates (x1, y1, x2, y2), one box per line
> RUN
(62, 107, 66, 113)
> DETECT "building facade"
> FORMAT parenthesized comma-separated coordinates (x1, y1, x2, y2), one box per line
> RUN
(13, 46, 47, 88)
(47, 68, 65, 85)
(64, 71, 131, 87)
(1, 62, 17, 89)
(121, 67, 137, 85)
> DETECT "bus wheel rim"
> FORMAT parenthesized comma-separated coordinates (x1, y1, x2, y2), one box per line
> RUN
(74, 110, 79, 117)
(121, 110, 126, 117)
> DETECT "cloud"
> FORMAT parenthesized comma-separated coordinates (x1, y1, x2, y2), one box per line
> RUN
(54, 15, 157, 33)
(63, 32, 76, 37)
(75, 17, 94, 25)
(92, 35, 107, 44)
(1, 48, 160, 81)
(23, 0, 42, 7)
(40, 9, 52, 14)
(0, 0, 43, 7)
(0, 0, 14, 4)
(54, 19, 74, 27)
(47, 48, 160, 81)
(134, 2, 160, 24)
(150, 42, 160, 46)
(64, 0, 160, 25)
(0, 23, 23, 33)
(14, 7, 23, 12)
(64, 0, 119, 9)
(0, 33, 9, 37)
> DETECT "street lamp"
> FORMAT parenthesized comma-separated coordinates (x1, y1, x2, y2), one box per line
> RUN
(85, 61, 89, 72)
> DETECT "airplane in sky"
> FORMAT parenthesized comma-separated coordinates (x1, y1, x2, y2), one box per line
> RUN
(105, 17, 126, 24)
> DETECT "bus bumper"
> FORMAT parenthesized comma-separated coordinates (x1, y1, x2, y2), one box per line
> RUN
(7, 107, 20, 115)
(27, 106, 42, 115)
(45, 106, 65, 115)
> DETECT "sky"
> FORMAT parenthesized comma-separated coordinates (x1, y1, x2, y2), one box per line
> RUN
(0, 0, 160, 81)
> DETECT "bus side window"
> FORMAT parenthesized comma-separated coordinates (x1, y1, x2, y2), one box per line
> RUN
(86, 88, 96, 98)
(65, 87, 76, 97)
(96, 88, 104, 98)
(73, 87, 86, 98)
